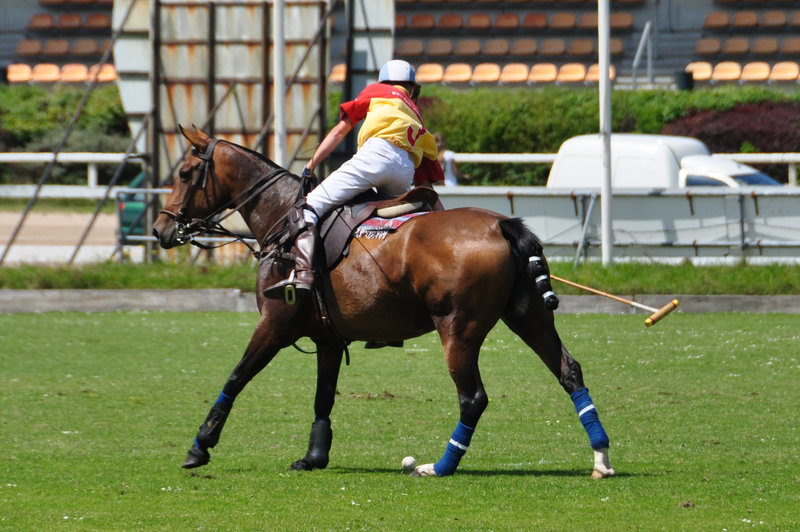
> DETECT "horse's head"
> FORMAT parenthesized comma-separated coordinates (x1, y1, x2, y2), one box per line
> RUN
(153, 125, 231, 249)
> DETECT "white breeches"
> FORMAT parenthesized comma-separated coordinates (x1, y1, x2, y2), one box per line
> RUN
(304, 137, 414, 225)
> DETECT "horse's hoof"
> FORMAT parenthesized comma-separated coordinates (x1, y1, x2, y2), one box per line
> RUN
(592, 448, 615, 478)
(290, 459, 313, 471)
(182, 444, 210, 469)
(410, 463, 438, 477)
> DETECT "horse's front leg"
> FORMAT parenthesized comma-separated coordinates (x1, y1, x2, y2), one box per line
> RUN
(182, 317, 283, 469)
(291, 345, 344, 471)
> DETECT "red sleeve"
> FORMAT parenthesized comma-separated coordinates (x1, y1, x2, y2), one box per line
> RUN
(413, 157, 445, 186)
(338, 84, 380, 124)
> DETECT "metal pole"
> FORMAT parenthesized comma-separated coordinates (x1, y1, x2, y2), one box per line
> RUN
(272, 0, 287, 166)
(598, 0, 613, 265)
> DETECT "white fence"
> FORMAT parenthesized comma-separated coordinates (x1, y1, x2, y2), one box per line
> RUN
(437, 186, 800, 262)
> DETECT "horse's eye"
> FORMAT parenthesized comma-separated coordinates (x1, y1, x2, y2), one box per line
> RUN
(178, 168, 192, 182)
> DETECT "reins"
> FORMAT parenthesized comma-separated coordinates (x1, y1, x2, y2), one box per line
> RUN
(160, 139, 312, 258)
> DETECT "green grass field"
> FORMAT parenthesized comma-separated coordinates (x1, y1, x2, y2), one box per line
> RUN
(1, 312, 799, 531)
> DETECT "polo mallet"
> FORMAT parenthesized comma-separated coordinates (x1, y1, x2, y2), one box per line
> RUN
(550, 275, 679, 327)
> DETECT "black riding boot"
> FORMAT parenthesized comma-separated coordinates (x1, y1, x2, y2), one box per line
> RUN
(264, 223, 318, 301)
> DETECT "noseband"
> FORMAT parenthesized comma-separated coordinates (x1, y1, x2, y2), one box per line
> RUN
(160, 138, 312, 253)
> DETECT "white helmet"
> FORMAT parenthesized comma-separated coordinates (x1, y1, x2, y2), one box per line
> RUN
(378, 59, 420, 100)
(379, 59, 416, 83)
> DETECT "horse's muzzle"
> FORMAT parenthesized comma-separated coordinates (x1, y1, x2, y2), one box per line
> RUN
(152, 215, 180, 249)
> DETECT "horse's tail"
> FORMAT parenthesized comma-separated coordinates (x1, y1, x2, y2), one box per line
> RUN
(499, 217, 559, 311)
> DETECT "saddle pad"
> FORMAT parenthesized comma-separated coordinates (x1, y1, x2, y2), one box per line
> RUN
(353, 212, 429, 240)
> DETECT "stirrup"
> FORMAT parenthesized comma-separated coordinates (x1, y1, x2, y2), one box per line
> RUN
(264, 271, 300, 304)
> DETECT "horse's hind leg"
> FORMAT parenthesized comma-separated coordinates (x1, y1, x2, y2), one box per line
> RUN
(503, 309, 615, 478)
(291, 345, 344, 471)
(182, 317, 282, 469)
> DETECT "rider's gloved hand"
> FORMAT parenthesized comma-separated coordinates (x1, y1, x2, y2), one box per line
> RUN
(301, 167, 315, 179)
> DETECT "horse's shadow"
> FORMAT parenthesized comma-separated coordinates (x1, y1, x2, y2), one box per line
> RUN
(329, 467, 639, 478)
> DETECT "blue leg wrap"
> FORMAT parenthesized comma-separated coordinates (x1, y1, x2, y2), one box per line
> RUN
(433, 421, 475, 477)
(570, 387, 610, 450)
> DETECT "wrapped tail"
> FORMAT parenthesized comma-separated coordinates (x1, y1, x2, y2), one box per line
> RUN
(499, 218, 559, 311)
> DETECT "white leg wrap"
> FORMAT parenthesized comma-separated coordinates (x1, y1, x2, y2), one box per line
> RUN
(410, 463, 437, 477)
(592, 448, 616, 479)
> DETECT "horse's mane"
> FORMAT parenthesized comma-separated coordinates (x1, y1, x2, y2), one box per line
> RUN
(219, 138, 293, 177)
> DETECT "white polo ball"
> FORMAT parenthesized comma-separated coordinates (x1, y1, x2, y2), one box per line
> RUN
(401, 456, 417, 472)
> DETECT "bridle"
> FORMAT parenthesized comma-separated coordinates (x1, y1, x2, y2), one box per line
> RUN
(160, 138, 312, 256)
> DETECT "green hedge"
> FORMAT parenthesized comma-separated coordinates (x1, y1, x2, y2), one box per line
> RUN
(0, 85, 133, 185)
(416, 84, 800, 185)
(3, 84, 800, 186)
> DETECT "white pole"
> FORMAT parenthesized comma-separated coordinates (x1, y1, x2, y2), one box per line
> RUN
(272, 0, 287, 166)
(598, 0, 613, 265)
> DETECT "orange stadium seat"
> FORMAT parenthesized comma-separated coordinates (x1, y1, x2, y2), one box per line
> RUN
(495, 13, 520, 30)
(549, 13, 576, 31)
(60, 63, 89, 83)
(465, 13, 492, 31)
(396, 39, 424, 57)
(528, 63, 558, 83)
(439, 13, 464, 31)
(471, 63, 501, 83)
(71, 38, 100, 56)
(731, 11, 758, 30)
(454, 39, 481, 56)
(556, 63, 587, 83)
(781, 37, 800, 55)
(569, 38, 595, 57)
(483, 38, 510, 56)
(522, 13, 548, 30)
(769, 61, 799, 82)
(31, 63, 61, 82)
(43, 38, 70, 56)
(6, 63, 33, 83)
(89, 63, 117, 83)
(609, 12, 634, 31)
(539, 38, 567, 57)
(702, 11, 729, 30)
(499, 63, 530, 84)
(395, 14, 406, 31)
(722, 37, 749, 55)
(28, 13, 55, 31)
(16, 39, 43, 57)
(409, 14, 435, 31)
(85, 13, 111, 31)
(427, 39, 454, 57)
(790, 12, 800, 29)
(328, 63, 346, 83)
(443, 63, 473, 83)
(760, 10, 787, 29)
(751, 37, 779, 56)
(415, 63, 444, 83)
(695, 37, 722, 56)
(740, 62, 770, 82)
(610, 38, 625, 56)
(578, 12, 598, 31)
(585, 63, 617, 82)
(685, 61, 713, 81)
(511, 38, 538, 56)
(711, 61, 742, 82)
(56, 13, 82, 31)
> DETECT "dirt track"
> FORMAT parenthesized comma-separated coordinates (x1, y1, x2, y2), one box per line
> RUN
(0, 211, 117, 246)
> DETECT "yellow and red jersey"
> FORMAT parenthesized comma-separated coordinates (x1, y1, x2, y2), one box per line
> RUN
(339, 83, 439, 170)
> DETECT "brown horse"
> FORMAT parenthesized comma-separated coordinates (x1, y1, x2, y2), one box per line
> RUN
(152, 126, 615, 478)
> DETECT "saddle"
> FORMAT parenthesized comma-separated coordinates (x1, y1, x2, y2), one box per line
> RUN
(318, 186, 441, 270)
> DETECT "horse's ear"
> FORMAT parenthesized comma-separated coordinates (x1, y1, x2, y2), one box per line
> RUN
(180, 124, 210, 151)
